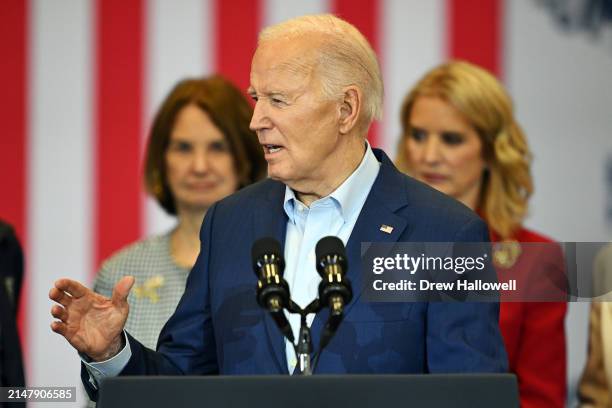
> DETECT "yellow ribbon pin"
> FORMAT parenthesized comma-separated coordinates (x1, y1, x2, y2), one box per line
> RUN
(133, 275, 165, 303)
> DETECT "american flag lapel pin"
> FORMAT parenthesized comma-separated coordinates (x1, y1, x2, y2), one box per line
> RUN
(380, 224, 394, 234)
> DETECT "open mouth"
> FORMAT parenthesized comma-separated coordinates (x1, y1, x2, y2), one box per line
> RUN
(264, 144, 283, 154)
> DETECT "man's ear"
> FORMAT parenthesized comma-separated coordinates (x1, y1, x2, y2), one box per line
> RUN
(339, 86, 362, 134)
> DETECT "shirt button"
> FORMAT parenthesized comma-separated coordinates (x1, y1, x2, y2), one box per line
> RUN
(297, 205, 304, 212)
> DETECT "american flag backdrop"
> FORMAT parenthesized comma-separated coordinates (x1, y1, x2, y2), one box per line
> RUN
(1, 0, 612, 405)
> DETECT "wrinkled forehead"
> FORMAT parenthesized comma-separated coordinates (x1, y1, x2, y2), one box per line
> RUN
(250, 37, 323, 90)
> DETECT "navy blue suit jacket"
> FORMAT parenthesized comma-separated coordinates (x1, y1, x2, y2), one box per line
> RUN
(83, 149, 507, 399)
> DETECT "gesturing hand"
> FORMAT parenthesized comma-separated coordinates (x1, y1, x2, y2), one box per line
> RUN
(49, 276, 135, 362)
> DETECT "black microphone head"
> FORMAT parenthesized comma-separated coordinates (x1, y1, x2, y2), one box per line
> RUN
(315, 236, 346, 260)
(252, 237, 282, 260)
(315, 236, 347, 277)
(252, 237, 284, 274)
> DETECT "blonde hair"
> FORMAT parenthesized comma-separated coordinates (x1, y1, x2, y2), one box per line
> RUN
(396, 61, 533, 239)
(258, 14, 383, 132)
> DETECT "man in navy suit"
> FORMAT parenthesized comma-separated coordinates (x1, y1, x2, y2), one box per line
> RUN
(49, 14, 507, 401)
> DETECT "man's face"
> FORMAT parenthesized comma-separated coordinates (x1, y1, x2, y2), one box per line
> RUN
(248, 37, 342, 193)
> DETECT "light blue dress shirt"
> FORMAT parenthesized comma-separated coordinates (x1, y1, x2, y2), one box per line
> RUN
(82, 142, 380, 384)
(281, 143, 379, 372)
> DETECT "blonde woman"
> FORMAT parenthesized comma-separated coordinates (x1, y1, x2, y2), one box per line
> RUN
(396, 60, 567, 407)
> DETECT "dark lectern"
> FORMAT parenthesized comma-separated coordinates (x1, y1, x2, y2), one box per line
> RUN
(98, 374, 518, 408)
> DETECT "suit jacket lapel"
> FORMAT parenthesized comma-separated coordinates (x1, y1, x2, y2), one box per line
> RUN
(252, 180, 291, 374)
(311, 150, 411, 367)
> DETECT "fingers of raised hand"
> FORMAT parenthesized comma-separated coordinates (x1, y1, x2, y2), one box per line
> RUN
(49, 287, 72, 307)
(50, 304, 68, 322)
(50, 320, 68, 337)
(53, 278, 88, 299)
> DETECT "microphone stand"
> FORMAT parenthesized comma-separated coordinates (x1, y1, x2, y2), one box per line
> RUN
(253, 237, 349, 376)
(295, 314, 312, 375)
(285, 299, 321, 376)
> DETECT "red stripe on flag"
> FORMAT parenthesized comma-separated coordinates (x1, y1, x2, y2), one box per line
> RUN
(94, 0, 144, 270)
(447, 0, 503, 77)
(0, 0, 29, 373)
(331, 0, 381, 147)
(214, 0, 262, 93)
(0, 1, 28, 248)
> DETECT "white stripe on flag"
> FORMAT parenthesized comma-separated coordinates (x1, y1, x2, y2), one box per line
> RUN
(380, 0, 445, 156)
(29, 0, 93, 405)
(145, 0, 213, 236)
(263, 0, 330, 27)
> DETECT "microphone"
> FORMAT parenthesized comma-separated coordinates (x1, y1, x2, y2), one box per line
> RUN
(315, 236, 353, 345)
(252, 237, 294, 342)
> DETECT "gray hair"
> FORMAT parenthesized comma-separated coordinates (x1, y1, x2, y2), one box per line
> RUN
(258, 14, 384, 130)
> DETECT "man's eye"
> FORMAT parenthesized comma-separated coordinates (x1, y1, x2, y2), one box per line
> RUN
(441, 132, 464, 145)
(410, 128, 426, 142)
(271, 98, 285, 105)
(250, 95, 258, 102)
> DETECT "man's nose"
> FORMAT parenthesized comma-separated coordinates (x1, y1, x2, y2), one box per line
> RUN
(249, 100, 269, 132)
